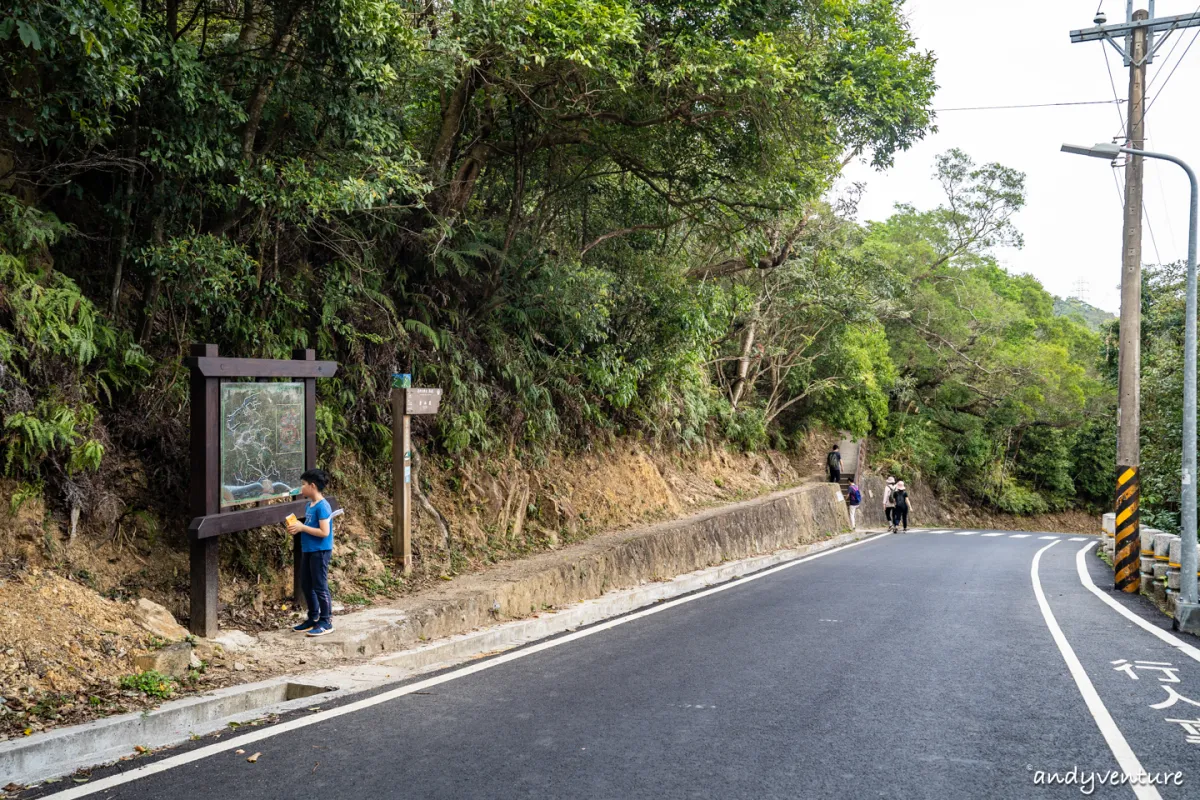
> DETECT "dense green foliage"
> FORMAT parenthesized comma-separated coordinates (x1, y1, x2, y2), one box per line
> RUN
(1054, 296, 1117, 334)
(0, 0, 1115, 543)
(1138, 262, 1187, 532)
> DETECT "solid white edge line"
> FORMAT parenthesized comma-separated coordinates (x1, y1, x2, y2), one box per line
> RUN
(1075, 541, 1200, 664)
(1031, 540, 1161, 800)
(37, 532, 892, 799)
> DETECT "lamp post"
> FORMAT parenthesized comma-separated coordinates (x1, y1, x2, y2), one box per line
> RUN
(1062, 142, 1200, 633)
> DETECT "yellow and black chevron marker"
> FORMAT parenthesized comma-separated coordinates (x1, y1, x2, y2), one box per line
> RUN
(1114, 465, 1141, 593)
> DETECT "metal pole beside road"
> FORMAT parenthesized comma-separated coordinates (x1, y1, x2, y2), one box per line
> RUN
(1061, 142, 1200, 632)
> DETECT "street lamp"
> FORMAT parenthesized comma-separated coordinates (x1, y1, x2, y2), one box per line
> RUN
(1062, 142, 1200, 633)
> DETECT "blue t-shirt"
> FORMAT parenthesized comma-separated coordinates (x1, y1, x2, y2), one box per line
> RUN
(300, 499, 334, 552)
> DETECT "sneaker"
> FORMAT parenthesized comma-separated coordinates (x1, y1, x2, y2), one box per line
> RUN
(306, 622, 333, 637)
(292, 619, 318, 633)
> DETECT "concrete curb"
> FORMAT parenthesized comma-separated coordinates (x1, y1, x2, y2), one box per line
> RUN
(0, 529, 878, 787)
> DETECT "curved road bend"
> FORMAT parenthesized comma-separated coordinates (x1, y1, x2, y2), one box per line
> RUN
(29, 529, 1200, 800)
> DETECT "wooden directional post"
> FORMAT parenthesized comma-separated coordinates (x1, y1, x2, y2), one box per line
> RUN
(391, 384, 441, 574)
(392, 388, 411, 573)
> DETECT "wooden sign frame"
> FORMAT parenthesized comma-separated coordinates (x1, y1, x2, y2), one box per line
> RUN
(187, 344, 338, 637)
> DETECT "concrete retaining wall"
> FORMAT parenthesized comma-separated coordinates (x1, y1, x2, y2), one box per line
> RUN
(285, 481, 851, 658)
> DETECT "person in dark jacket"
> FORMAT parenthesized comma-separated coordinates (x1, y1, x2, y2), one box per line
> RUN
(826, 445, 841, 483)
(892, 480, 912, 532)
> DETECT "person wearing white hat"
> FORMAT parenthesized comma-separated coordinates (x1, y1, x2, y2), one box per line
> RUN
(883, 476, 897, 532)
(892, 481, 911, 532)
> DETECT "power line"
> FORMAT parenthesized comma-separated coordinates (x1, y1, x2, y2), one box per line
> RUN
(1124, 2, 1200, 135)
(1102, 45, 1127, 140)
(933, 99, 1124, 112)
(1143, 200, 1163, 265)
(1143, 25, 1200, 119)
(1145, 1, 1200, 92)
(1146, 133, 1179, 253)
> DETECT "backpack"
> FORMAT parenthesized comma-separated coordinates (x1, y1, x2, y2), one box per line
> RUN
(893, 489, 908, 510)
(847, 485, 861, 505)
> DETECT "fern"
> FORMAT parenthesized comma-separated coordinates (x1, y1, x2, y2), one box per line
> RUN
(3, 403, 80, 476)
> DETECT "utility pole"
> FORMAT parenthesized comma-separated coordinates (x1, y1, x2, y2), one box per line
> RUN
(1115, 9, 1148, 595)
(1070, 3, 1200, 593)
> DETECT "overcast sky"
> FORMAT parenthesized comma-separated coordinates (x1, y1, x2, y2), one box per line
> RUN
(838, 0, 1200, 314)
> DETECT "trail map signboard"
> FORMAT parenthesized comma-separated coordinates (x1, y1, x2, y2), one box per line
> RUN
(186, 345, 338, 637)
(219, 382, 306, 508)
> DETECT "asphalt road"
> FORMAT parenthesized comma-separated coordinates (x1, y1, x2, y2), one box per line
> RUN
(36, 529, 1200, 799)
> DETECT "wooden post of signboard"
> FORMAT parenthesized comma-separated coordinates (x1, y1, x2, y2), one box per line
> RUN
(188, 343, 221, 638)
(293, 348, 317, 605)
(391, 389, 412, 574)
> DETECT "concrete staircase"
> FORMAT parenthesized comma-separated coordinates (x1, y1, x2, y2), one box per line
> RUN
(835, 435, 865, 496)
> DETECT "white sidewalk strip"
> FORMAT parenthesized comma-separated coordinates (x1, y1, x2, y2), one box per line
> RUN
(1010, 534, 1031, 538)
(1075, 541, 1200, 664)
(1031, 541, 1163, 800)
(982, 533, 1005, 537)
(1039, 536, 1059, 540)
(34, 534, 891, 800)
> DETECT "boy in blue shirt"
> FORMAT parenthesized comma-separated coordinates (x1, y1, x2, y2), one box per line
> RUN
(287, 468, 335, 636)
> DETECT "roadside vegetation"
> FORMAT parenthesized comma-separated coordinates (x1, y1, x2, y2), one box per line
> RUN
(0, 0, 1136, 584)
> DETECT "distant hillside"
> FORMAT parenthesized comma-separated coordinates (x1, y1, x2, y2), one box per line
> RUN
(1054, 296, 1117, 333)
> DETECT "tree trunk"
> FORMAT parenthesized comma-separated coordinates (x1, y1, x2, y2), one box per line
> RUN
(137, 213, 165, 344)
(429, 70, 477, 185)
(730, 317, 757, 409)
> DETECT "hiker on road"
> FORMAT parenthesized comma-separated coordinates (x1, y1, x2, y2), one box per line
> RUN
(846, 481, 862, 530)
(827, 445, 841, 483)
(883, 476, 896, 531)
(892, 480, 912, 532)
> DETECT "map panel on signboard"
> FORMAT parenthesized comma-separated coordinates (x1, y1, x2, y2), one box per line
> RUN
(219, 382, 306, 508)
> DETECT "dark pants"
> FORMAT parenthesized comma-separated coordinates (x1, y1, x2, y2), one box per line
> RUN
(828, 468, 840, 483)
(301, 549, 333, 625)
(894, 506, 909, 530)
(885, 507, 893, 524)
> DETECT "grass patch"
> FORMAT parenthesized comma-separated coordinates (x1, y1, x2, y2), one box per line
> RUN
(120, 670, 177, 699)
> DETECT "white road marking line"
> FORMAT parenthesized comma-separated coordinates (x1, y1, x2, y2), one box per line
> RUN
(1031, 541, 1162, 800)
(1069, 537, 1088, 542)
(982, 533, 1005, 537)
(954, 531, 977, 536)
(36, 534, 892, 799)
(1008, 534, 1030, 538)
(1075, 541, 1200, 665)
(1039, 536, 1060, 540)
